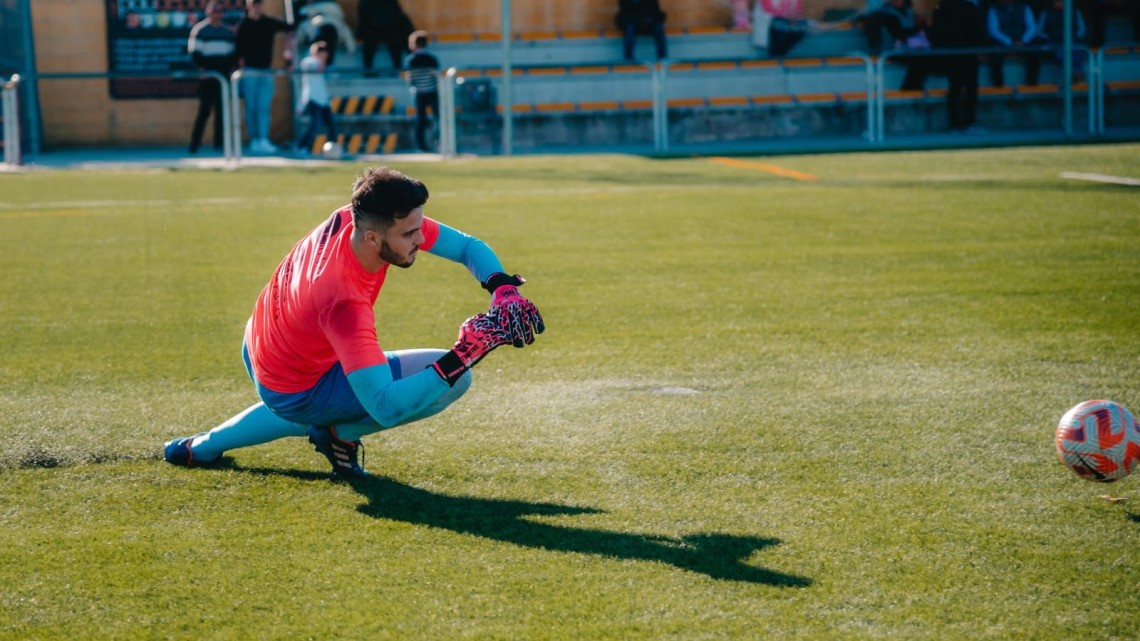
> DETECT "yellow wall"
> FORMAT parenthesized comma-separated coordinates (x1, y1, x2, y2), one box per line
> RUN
(343, 0, 738, 35)
(33, 0, 198, 147)
(33, 0, 294, 148)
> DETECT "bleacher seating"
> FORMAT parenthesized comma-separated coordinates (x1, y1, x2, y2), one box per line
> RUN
(300, 14, 1139, 153)
(322, 25, 876, 112)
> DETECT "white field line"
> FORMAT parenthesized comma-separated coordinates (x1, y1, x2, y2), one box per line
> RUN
(1059, 172, 1140, 186)
(0, 173, 1077, 215)
(0, 184, 740, 214)
(0, 194, 344, 211)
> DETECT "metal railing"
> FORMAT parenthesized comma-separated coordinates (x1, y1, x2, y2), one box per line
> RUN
(875, 44, 1099, 142)
(1094, 41, 1140, 134)
(2, 47, 1135, 166)
(1, 70, 235, 167)
(438, 56, 871, 155)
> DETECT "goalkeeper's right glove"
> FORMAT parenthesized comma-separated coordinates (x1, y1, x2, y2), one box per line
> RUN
(482, 273, 545, 348)
(431, 313, 513, 386)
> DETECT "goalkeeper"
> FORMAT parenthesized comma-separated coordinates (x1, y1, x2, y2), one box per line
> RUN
(163, 166, 544, 478)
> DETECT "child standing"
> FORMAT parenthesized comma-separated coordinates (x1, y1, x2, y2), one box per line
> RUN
(403, 30, 440, 152)
(295, 41, 338, 154)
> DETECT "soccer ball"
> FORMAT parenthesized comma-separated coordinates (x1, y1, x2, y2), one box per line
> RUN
(1055, 400, 1140, 482)
(321, 141, 343, 160)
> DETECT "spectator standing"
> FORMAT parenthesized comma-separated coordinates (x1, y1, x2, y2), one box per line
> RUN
(1037, 0, 1088, 79)
(928, 0, 988, 131)
(187, 1, 235, 154)
(403, 30, 441, 152)
(235, 0, 296, 154)
(616, 0, 668, 61)
(986, 0, 1044, 86)
(294, 41, 337, 154)
(358, 0, 415, 74)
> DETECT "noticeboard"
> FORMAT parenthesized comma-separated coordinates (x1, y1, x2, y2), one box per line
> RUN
(104, 0, 244, 99)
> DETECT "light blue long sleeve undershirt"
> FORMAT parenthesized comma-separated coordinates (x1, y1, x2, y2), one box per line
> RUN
(344, 221, 503, 429)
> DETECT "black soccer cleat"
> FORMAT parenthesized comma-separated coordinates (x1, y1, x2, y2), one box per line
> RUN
(307, 425, 367, 478)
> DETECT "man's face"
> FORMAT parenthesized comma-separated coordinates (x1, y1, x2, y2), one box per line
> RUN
(373, 208, 425, 268)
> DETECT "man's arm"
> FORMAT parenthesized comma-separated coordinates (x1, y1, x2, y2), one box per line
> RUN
(1020, 5, 1038, 43)
(988, 9, 1011, 45)
(322, 299, 506, 425)
(426, 222, 545, 347)
(347, 363, 451, 428)
(345, 313, 514, 431)
(424, 220, 504, 282)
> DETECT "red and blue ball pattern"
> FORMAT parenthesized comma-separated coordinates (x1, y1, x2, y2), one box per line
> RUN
(1055, 400, 1140, 483)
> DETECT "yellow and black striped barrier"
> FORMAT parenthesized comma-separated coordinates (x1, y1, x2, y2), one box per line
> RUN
(330, 95, 395, 117)
(311, 132, 399, 156)
(309, 94, 400, 155)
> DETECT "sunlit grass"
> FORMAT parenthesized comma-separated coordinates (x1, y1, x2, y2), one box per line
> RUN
(0, 145, 1138, 640)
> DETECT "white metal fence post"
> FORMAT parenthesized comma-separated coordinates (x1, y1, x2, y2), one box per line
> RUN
(2, 75, 21, 166)
(439, 68, 458, 156)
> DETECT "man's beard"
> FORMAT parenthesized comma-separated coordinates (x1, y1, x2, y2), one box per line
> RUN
(380, 241, 416, 268)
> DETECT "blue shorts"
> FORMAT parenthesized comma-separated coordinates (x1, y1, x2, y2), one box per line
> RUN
(242, 341, 404, 427)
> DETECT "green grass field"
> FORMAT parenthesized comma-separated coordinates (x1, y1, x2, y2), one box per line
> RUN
(1, 145, 1138, 640)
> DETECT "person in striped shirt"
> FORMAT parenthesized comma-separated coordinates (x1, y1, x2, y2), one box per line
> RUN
(187, 1, 235, 154)
(403, 30, 440, 152)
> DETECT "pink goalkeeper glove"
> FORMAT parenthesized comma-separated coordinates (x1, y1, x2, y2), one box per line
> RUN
(432, 313, 514, 386)
(483, 273, 545, 348)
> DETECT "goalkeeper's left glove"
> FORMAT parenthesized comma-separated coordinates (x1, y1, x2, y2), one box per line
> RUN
(482, 272, 546, 348)
(432, 313, 514, 386)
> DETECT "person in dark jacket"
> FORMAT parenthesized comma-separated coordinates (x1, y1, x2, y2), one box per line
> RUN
(616, 0, 668, 61)
(929, 0, 988, 131)
(358, 0, 415, 73)
(986, 0, 1044, 86)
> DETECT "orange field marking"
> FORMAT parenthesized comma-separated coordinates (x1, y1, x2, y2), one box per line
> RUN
(710, 156, 820, 182)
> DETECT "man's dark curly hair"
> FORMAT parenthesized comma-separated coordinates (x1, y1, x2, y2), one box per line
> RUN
(351, 166, 430, 230)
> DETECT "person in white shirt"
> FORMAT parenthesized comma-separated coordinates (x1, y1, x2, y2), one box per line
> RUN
(294, 41, 338, 154)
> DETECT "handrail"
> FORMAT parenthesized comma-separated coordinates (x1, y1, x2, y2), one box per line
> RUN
(439, 68, 458, 156)
(448, 55, 877, 153)
(443, 60, 657, 153)
(876, 44, 1097, 142)
(20, 70, 234, 164)
(841, 51, 878, 143)
(1093, 40, 1140, 135)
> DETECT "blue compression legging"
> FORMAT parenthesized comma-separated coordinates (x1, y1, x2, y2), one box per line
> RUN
(188, 348, 471, 463)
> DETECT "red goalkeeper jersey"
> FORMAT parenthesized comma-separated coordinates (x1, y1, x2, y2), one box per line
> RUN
(245, 206, 440, 393)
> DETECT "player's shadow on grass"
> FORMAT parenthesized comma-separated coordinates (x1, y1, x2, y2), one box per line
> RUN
(344, 474, 811, 586)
